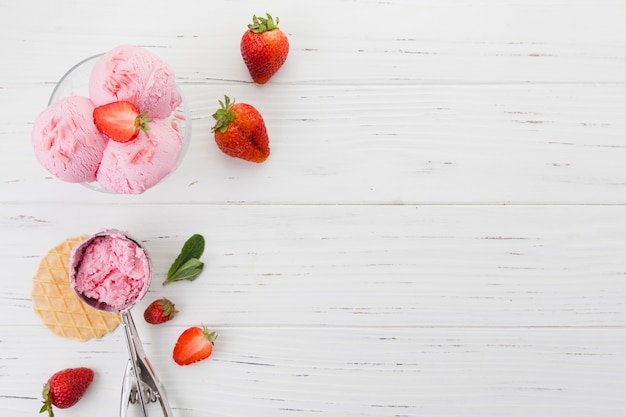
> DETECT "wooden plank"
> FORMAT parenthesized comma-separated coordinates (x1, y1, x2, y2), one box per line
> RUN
(1, 1, 625, 85)
(3, 204, 625, 327)
(8, 83, 626, 204)
(2, 326, 624, 416)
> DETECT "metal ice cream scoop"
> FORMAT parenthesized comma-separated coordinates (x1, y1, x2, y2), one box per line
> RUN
(70, 230, 173, 417)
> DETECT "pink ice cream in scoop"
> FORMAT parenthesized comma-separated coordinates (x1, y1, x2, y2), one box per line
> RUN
(31, 96, 107, 182)
(89, 45, 182, 119)
(96, 118, 183, 194)
(70, 230, 151, 312)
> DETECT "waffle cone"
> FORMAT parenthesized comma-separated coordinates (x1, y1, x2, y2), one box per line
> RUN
(32, 236, 121, 341)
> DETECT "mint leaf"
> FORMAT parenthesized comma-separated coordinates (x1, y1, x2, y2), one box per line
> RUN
(167, 234, 204, 277)
(166, 258, 204, 283)
(164, 234, 205, 285)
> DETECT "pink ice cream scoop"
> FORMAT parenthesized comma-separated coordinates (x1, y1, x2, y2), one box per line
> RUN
(89, 45, 182, 119)
(96, 118, 183, 194)
(69, 229, 172, 417)
(31, 96, 108, 183)
(69, 229, 151, 312)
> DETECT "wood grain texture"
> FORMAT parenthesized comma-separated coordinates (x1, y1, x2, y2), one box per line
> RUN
(1, 0, 625, 416)
(2, 1, 626, 85)
(3, 204, 626, 328)
(4, 82, 626, 204)
(2, 326, 625, 416)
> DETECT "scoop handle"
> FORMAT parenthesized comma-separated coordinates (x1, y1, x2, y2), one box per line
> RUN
(120, 312, 174, 417)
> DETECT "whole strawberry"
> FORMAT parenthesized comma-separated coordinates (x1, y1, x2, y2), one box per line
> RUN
(212, 95, 270, 163)
(40, 367, 94, 417)
(144, 298, 178, 324)
(241, 13, 289, 84)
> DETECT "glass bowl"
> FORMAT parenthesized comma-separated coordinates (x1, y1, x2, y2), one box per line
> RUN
(48, 53, 191, 194)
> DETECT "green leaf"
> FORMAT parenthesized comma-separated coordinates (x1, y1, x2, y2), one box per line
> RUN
(167, 234, 204, 277)
(211, 95, 236, 133)
(40, 383, 54, 417)
(164, 234, 205, 285)
(166, 258, 204, 284)
(248, 13, 279, 34)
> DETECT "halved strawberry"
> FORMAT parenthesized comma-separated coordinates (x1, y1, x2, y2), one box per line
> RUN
(93, 101, 151, 143)
(172, 325, 217, 366)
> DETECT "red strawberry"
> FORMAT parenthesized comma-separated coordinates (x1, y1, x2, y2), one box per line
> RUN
(93, 101, 151, 143)
(172, 325, 217, 366)
(212, 95, 270, 163)
(144, 298, 178, 324)
(40, 367, 94, 417)
(240, 13, 289, 84)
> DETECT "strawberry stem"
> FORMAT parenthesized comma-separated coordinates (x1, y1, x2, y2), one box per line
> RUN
(135, 110, 152, 133)
(40, 383, 55, 417)
(248, 13, 279, 34)
(202, 325, 218, 344)
(211, 95, 236, 133)
(161, 298, 178, 318)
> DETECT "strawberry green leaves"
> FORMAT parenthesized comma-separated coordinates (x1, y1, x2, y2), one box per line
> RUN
(163, 234, 205, 285)
(247, 13, 279, 34)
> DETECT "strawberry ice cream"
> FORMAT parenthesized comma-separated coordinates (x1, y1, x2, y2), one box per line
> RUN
(31, 96, 108, 182)
(70, 230, 151, 312)
(96, 118, 184, 194)
(89, 45, 182, 119)
(33, 45, 188, 194)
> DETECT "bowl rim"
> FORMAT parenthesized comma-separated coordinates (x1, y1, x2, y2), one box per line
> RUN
(48, 53, 103, 106)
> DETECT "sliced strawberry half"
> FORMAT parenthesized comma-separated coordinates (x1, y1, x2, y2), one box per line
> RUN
(173, 325, 217, 366)
(93, 101, 151, 143)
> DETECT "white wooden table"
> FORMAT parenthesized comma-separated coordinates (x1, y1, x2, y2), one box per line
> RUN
(1, 1, 625, 416)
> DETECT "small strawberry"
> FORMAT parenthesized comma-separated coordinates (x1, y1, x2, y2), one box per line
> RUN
(172, 325, 217, 366)
(144, 298, 178, 324)
(40, 367, 94, 417)
(212, 95, 270, 163)
(93, 101, 151, 143)
(240, 13, 289, 84)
